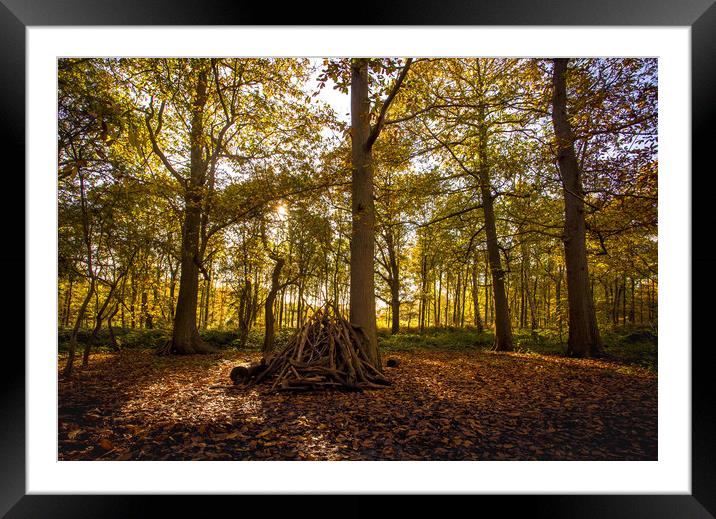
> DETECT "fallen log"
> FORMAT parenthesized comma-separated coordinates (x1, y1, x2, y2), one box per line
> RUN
(230, 358, 268, 385)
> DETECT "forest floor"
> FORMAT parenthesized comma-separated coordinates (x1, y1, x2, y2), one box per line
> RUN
(58, 347, 657, 461)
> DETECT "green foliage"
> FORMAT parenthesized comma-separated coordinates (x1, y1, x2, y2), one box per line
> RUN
(230, 328, 296, 351)
(510, 327, 657, 371)
(58, 326, 300, 353)
(379, 327, 492, 352)
(600, 327, 658, 371)
(200, 329, 239, 348)
(57, 322, 656, 373)
(379, 326, 657, 372)
(58, 327, 170, 351)
(57, 58, 658, 370)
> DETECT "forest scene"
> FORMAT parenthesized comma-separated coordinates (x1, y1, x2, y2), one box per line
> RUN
(58, 57, 658, 461)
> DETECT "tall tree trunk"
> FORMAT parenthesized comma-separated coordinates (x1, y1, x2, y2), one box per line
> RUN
(461, 265, 468, 327)
(218, 287, 225, 328)
(612, 278, 621, 327)
(477, 111, 514, 351)
(639, 280, 644, 323)
(64, 172, 96, 376)
(556, 265, 564, 346)
(622, 274, 627, 326)
(453, 271, 461, 326)
(130, 272, 136, 328)
(471, 259, 484, 333)
(168, 263, 177, 320)
(140, 291, 148, 329)
(237, 278, 251, 348)
(107, 304, 120, 351)
(389, 280, 400, 334)
(198, 284, 206, 329)
(521, 241, 538, 336)
(203, 274, 212, 330)
(120, 295, 125, 328)
(629, 277, 636, 324)
(519, 259, 526, 328)
(385, 228, 401, 335)
(63, 279, 96, 376)
(545, 274, 551, 323)
(419, 253, 427, 332)
(62, 276, 74, 327)
(484, 256, 490, 328)
(551, 58, 602, 357)
(205, 263, 214, 328)
(262, 257, 285, 356)
(350, 58, 380, 364)
(278, 286, 285, 330)
(436, 270, 442, 326)
(532, 278, 538, 327)
(444, 275, 450, 327)
(289, 286, 295, 328)
(83, 286, 116, 366)
(297, 282, 304, 328)
(525, 276, 538, 338)
(171, 64, 213, 354)
(251, 270, 260, 327)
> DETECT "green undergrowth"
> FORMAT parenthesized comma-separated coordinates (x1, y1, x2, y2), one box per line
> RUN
(379, 325, 657, 373)
(379, 327, 491, 352)
(57, 327, 294, 353)
(58, 324, 657, 372)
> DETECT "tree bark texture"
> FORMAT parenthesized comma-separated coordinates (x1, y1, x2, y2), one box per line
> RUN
(385, 227, 401, 334)
(349, 58, 379, 365)
(262, 257, 285, 355)
(551, 58, 602, 357)
(171, 63, 213, 354)
(471, 259, 484, 333)
(477, 108, 514, 352)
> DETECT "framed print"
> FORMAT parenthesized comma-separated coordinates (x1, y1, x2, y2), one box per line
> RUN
(4, 0, 714, 516)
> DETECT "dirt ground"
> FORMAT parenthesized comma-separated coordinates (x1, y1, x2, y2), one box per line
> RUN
(58, 349, 657, 461)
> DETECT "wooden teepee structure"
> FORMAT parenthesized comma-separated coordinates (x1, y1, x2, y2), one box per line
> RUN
(247, 304, 390, 391)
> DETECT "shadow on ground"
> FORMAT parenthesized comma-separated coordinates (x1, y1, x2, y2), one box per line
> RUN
(58, 348, 657, 461)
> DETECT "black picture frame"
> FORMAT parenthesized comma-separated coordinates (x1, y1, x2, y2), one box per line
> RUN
(3, 0, 713, 516)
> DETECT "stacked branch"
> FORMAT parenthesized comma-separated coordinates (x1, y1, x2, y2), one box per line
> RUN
(247, 304, 391, 391)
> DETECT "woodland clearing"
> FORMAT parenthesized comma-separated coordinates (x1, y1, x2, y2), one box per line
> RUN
(58, 348, 656, 461)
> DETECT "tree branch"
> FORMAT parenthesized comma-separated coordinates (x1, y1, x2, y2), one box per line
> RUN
(144, 99, 186, 186)
(366, 58, 413, 150)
